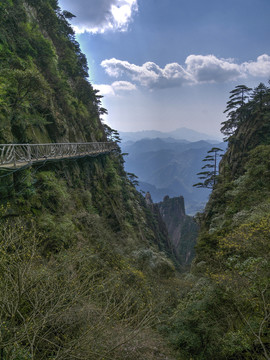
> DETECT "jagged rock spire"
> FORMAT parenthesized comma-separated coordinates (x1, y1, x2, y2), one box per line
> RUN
(145, 191, 153, 205)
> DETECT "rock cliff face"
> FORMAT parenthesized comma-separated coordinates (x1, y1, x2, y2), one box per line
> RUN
(158, 195, 198, 266)
(145, 192, 198, 266)
(144, 192, 175, 257)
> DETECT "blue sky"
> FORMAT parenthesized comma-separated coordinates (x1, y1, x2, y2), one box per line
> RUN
(59, 0, 270, 137)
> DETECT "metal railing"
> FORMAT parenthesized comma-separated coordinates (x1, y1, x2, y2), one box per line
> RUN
(0, 142, 118, 168)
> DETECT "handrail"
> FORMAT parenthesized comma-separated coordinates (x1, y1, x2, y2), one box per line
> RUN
(0, 142, 117, 168)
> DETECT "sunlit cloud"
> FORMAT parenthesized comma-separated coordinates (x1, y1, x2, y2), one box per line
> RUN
(101, 58, 192, 89)
(94, 81, 136, 96)
(112, 81, 137, 91)
(100, 54, 270, 90)
(59, 0, 138, 34)
(185, 55, 243, 83)
(242, 54, 270, 77)
(94, 84, 116, 96)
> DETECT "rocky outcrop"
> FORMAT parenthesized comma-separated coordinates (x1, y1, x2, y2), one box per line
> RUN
(145, 191, 153, 205)
(145, 192, 198, 267)
(144, 192, 175, 257)
(158, 195, 198, 266)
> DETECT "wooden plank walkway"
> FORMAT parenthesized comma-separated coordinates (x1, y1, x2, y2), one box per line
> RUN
(0, 142, 117, 169)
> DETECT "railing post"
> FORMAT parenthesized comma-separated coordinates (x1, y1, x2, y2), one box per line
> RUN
(13, 145, 16, 168)
(0, 146, 3, 166)
(27, 144, 31, 164)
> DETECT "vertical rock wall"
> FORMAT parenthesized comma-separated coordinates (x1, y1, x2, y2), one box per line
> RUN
(158, 195, 198, 266)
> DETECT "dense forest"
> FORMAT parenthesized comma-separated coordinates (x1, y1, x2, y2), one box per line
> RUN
(0, 0, 269, 359)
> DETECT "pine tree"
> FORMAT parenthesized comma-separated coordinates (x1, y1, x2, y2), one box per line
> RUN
(221, 85, 252, 140)
(193, 147, 224, 189)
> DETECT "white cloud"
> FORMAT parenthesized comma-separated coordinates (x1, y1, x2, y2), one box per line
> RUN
(100, 54, 270, 90)
(94, 84, 116, 96)
(243, 54, 270, 77)
(112, 81, 137, 91)
(185, 54, 243, 83)
(59, 0, 138, 33)
(94, 81, 136, 96)
(101, 58, 192, 89)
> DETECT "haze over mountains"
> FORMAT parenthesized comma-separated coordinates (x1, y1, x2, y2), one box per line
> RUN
(121, 128, 226, 214)
(120, 127, 222, 143)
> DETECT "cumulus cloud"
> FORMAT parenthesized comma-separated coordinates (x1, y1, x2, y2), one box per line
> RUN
(100, 54, 270, 90)
(59, 0, 138, 33)
(242, 54, 270, 77)
(101, 58, 192, 89)
(94, 81, 136, 96)
(112, 81, 137, 91)
(185, 54, 243, 83)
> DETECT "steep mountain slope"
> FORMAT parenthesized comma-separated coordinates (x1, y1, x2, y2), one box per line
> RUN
(0, 0, 105, 144)
(0, 1, 187, 358)
(166, 82, 270, 360)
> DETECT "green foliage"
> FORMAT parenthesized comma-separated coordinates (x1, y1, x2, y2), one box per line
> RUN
(169, 283, 234, 359)
(0, 68, 52, 142)
(0, 187, 180, 359)
(193, 147, 224, 189)
(176, 81, 270, 360)
(221, 85, 252, 139)
(0, 0, 106, 143)
(35, 171, 70, 211)
(219, 81, 270, 179)
(168, 217, 270, 359)
(1, 3, 269, 357)
(0, 144, 183, 358)
(0, 1, 183, 358)
(201, 144, 270, 234)
(132, 248, 175, 278)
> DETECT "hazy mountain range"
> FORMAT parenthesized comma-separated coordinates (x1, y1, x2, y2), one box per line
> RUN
(120, 127, 222, 143)
(121, 131, 226, 214)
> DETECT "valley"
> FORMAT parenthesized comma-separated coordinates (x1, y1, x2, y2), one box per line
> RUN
(0, 1, 269, 359)
(121, 136, 226, 214)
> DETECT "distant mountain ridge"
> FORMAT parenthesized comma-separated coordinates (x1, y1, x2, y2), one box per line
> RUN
(122, 137, 226, 214)
(120, 127, 221, 143)
(123, 138, 217, 154)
